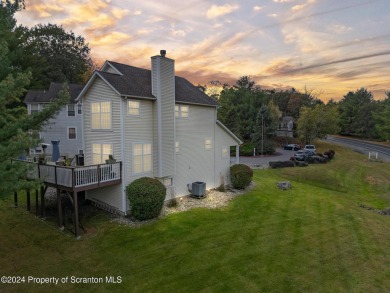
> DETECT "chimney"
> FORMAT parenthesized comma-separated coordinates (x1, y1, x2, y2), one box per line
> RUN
(151, 51, 175, 178)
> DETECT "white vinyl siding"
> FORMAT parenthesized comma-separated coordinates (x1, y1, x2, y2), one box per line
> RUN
(123, 99, 154, 204)
(175, 141, 180, 153)
(91, 101, 111, 129)
(175, 105, 216, 196)
(26, 102, 83, 157)
(128, 100, 140, 116)
(133, 143, 152, 174)
(215, 123, 240, 187)
(83, 78, 122, 212)
(152, 56, 175, 178)
(92, 143, 112, 164)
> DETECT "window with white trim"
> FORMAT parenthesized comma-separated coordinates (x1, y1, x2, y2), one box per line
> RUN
(175, 141, 180, 153)
(205, 139, 212, 150)
(67, 104, 75, 116)
(30, 104, 39, 114)
(133, 143, 152, 174)
(128, 100, 140, 116)
(68, 127, 76, 139)
(91, 101, 111, 129)
(92, 143, 112, 164)
(175, 104, 189, 118)
(77, 104, 82, 115)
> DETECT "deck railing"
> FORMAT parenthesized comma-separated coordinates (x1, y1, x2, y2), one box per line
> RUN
(21, 161, 122, 191)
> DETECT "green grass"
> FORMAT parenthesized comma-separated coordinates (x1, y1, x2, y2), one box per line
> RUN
(0, 142, 389, 292)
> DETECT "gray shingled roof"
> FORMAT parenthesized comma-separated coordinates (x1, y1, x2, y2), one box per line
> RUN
(104, 61, 219, 107)
(24, 82, 84, 104)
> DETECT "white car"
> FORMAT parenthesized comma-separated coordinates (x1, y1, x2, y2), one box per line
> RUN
(303, 144, 316, 153)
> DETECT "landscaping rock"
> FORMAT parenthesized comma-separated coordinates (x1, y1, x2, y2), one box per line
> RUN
(277, 181, 292, 190)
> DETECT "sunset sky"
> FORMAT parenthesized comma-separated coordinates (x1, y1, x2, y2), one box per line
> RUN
(16, 0, 390, 101)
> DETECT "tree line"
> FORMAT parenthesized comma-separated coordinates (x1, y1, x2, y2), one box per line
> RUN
(0, 0, 94, 198)
(203, 77, 390, 154)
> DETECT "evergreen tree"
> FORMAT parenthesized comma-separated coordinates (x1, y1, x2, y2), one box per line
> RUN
(373, 94, 390, 141)
(0, 0, 69, 198)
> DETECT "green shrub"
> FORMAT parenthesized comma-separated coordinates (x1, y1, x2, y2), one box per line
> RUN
(126, 177, 166, 221)
(230, 164, 253, 189)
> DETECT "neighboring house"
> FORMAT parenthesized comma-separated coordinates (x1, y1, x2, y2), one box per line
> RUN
(24, 82, 84, 158)
(276, 116, 294, 138)
(77, 50, 242, 215)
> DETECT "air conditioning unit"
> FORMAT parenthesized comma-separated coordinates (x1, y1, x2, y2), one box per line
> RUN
(191, 181, 206, 198)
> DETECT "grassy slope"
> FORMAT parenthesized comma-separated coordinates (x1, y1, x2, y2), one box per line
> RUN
(0, 142, 389, 293)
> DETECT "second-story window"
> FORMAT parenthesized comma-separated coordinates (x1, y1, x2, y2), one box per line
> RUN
(128, 100, 140, 116)
(91, 101, 111, 129)
(175, 104, 189, 118)
(30, 104, 39, 114)
(77, 104, 82, 115)
(67, 104, 75, 116)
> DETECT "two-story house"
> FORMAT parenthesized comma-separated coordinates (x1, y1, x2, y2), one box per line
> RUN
(24, 82, 84, 159)
(77, 50, 242, 215)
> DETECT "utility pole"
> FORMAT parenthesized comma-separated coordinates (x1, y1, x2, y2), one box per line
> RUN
(261, 113, 264, 156)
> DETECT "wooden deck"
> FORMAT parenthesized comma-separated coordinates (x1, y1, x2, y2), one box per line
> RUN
(14, 160, 122, 238)
(25, 161, 122, 192)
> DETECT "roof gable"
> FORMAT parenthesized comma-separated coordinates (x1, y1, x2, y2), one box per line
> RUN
(104, 60, 218, 107)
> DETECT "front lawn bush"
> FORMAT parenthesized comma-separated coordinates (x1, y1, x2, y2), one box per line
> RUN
(230, 164, 253, 189)
(126, 177, 166, 221)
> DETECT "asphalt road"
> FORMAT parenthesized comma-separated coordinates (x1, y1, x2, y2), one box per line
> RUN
(326, 135, 390, 162)
(233, 137, 390, 167)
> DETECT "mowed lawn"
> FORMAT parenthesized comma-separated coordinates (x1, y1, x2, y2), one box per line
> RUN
(0, 142, 389, 293)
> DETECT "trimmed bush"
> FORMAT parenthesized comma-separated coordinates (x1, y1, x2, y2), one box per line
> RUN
(230, 164, 253, 189)
(126, 177, 166, 221)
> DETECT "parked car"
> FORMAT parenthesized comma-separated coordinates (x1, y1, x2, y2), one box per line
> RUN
(303, 144, 316, 153)
(283, 144, 301, 151)
(294, 150, 315, 161)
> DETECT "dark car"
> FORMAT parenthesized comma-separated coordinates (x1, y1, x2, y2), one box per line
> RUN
(283, 144, 301, 151)
(294, 150, 314, 161)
